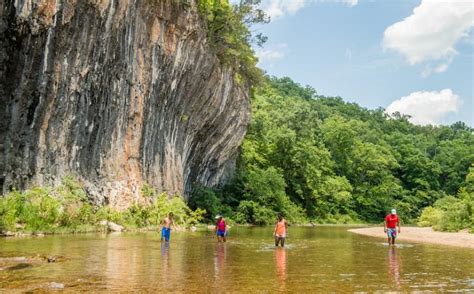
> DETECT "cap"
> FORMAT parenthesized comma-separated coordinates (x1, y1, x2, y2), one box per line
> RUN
(215, 215, 222, 219)
(391, 209, 397, 215)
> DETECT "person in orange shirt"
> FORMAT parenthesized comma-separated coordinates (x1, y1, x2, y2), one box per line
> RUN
(274, 213, 288, 247)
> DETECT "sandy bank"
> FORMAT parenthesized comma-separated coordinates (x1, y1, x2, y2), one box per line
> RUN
(349, 226, 474, 249)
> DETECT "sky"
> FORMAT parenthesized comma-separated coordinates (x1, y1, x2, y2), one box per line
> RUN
(245, 0, 474, 126)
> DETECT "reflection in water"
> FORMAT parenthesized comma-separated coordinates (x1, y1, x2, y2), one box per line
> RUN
(274, 248, 287, 291)
(105, 234, 140, 289)
(161, 242, 170, 275)
(388, 247, 401, 289)
(160, 241, 171, 288)
(214, 243, 226, 281)
(1, 227, 473, 292)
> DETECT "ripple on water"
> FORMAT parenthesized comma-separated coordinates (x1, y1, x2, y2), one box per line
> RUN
(257, 243, 298, 252)
(378, 242, 415, 248)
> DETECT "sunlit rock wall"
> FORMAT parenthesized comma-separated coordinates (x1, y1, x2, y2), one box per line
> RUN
(0, 0, 249, 209)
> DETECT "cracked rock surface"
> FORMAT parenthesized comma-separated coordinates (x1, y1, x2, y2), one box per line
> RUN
(0, 0, 249, 208)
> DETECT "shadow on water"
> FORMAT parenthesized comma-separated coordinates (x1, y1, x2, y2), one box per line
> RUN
(0, 226, 473, 292)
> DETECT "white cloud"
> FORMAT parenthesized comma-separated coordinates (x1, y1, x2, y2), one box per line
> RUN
(421, 54, 454, 77)
(256, 43, 288, 66)
(263, 0, 357, 20)
(385, 89, 461, 125)
(265, 0, 306, 19)
(383, 0, 474, 74)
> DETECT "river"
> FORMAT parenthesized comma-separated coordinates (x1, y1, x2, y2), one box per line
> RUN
(1, 226, 473, 292)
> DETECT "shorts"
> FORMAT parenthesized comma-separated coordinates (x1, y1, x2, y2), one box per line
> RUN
(387, 228, 397, 238)
(161, 227, 171, 241)
(216, 230, 226, 237)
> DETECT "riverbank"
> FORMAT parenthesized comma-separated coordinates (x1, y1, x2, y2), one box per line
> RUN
(349, 226, 474, 249)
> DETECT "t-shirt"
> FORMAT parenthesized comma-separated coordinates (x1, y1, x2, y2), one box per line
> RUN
(385, 214, 399, 228)
(217, 220, 226, 231)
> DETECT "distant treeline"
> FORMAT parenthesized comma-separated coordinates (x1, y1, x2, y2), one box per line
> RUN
(190, 76, 474, 231)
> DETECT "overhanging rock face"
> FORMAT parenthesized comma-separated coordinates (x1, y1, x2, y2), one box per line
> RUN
(0, 0, 250, 209)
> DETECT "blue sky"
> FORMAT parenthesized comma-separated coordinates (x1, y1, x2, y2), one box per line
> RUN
(248, 0, 473, 126)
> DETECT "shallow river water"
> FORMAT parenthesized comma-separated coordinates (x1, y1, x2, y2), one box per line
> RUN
(1, 226, 473, 292)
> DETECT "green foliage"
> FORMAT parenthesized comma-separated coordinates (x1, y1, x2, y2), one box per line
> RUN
(418, 165, 474, 232)
(141, 183, 155, 198)
(197, 0, 268, 86)
(234, 200, 275, 225)
(0, 178, 204, 233)
(188, 185, 233, 222)
(206, 76, 474, 226)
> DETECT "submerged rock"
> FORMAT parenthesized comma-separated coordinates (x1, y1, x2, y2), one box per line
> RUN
(0, 0, 250, 208)
(48, 282, 65, 289)
(4, 263, 32, 271)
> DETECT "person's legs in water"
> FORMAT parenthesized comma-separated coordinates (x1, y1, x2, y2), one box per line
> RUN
(165, 228, 171, 242)
(275, 236, 284, 247)
(387, 228, 397, 246)
(392, 229, 397, 245)
(161, 227, 171, 242)
(217, 230, 225, 242)
(161, 227, 166, 242)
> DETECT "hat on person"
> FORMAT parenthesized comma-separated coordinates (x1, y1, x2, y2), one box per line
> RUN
(391, 209, 397, 215)
(215, 215, 222, 219)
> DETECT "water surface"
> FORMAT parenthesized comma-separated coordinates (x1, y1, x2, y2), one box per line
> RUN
(1, 226, 473, 292)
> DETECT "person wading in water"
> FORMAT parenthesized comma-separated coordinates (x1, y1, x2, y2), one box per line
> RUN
(161, 212, 174, 242)
(384, 209, 401, 246)
(274, 214, 288, 247)
(215, 215, 227, 243)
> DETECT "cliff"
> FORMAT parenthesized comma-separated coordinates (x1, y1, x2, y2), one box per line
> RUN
(0, 0, 250, 209)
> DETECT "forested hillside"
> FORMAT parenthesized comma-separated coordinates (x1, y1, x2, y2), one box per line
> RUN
(190, 77, 474, 228)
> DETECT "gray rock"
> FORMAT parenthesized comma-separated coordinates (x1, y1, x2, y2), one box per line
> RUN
(2, 231, 15, 237)
(107, 221, 124, 232)
(0, 0, 249, 208)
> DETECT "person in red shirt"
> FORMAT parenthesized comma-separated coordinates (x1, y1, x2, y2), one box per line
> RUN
(384, 209, 400, 246)
(214, 215, 227, 243)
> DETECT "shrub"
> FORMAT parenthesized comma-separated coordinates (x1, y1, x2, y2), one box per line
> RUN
(0, 178, 205, 233)
(188, 186, 233, 222)
(234, 200, 274, 225)
(417, 206, 443, 228)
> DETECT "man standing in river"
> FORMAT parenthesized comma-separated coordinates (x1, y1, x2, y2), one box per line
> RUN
(161, 212, 174, 242)
(384, 209, 400, 246)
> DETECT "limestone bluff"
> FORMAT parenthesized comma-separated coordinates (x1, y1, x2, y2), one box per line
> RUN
(0, 0, 250, 209)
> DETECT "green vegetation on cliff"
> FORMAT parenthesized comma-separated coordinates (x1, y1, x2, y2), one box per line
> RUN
(198, 0, 268, 85)
(0, 177, 204, 234)
(190, 77, 474, 230)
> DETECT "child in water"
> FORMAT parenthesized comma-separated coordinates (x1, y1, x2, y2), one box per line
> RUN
(215, 215, 227, 242)
(274, 214, 288, 247)
(161, 212, 174, 242)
